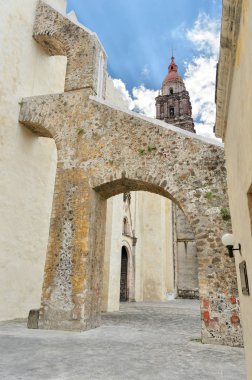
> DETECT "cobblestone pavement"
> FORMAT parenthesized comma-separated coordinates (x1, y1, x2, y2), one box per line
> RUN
(0, 300, 246, 380)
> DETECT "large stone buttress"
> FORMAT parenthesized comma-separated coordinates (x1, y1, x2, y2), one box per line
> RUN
(19, 2, 242, 346)
(33, 0, 107, 95)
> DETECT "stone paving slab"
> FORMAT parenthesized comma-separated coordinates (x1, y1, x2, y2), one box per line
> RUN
(0, 300, 246, 380)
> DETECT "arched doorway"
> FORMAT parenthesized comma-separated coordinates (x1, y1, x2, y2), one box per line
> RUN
(120, 246, 128, 302)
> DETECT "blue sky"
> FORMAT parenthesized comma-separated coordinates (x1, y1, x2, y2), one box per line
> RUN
(66, 0, 222, 138)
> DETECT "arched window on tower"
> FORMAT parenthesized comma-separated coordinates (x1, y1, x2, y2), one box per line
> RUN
(170, 107, 174, 117)
(169, 87, 173, 94)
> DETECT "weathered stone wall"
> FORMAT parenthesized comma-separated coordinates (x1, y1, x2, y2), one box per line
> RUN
(18, 2, 242, 347)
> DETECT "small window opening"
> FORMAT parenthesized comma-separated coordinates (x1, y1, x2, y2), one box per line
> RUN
(123, 217, 130, 235)
(169, 88, 173, 95)
(123, 192, 131, 204)
(171, 65, 173, 70)
(170, 107, 174, 117)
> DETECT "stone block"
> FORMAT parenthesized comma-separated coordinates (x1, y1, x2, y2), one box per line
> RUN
(27, 309, 40, 329)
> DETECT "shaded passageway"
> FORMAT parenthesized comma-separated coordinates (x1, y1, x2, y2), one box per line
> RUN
(0, 300, 245, 380)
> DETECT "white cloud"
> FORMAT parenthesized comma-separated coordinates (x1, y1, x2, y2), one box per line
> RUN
(184, 12, 220, 139)
(186, 12, 220, 56)
(112, 78, 135, 110)
(184, 56, 217, 138)
(132, 85, 158, 117)
(111, 79, 158, 118)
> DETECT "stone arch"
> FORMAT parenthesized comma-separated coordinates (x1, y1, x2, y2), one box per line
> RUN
(90, 172, 239, 342)
(20, 94, 242, 346)
(18, 1, 242, 347)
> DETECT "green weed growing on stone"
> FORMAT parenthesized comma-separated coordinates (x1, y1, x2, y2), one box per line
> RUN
(139, 148, 146, 155)
(108, 159, 113, 165)
(76, 127, 84, 135)
(204, 191, 213, 200)
(189, 337, 202, 343)
(147, 144, 156, 153)
(220, 207, 231, 220)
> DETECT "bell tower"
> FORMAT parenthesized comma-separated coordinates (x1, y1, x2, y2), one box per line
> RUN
(155, 56, 195, 133)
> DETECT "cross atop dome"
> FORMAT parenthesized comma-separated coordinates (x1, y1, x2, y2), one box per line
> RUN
(168, 56, 178, 73)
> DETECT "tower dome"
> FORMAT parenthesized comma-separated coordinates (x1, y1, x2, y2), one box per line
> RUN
(162, 56, 185, 95)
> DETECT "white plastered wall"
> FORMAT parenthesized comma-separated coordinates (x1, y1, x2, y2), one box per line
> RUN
(135, 192, 174, 301)
(224, 1, 252, 377)
(0, 0, 67, 321)
(102, 195, 125, 312)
